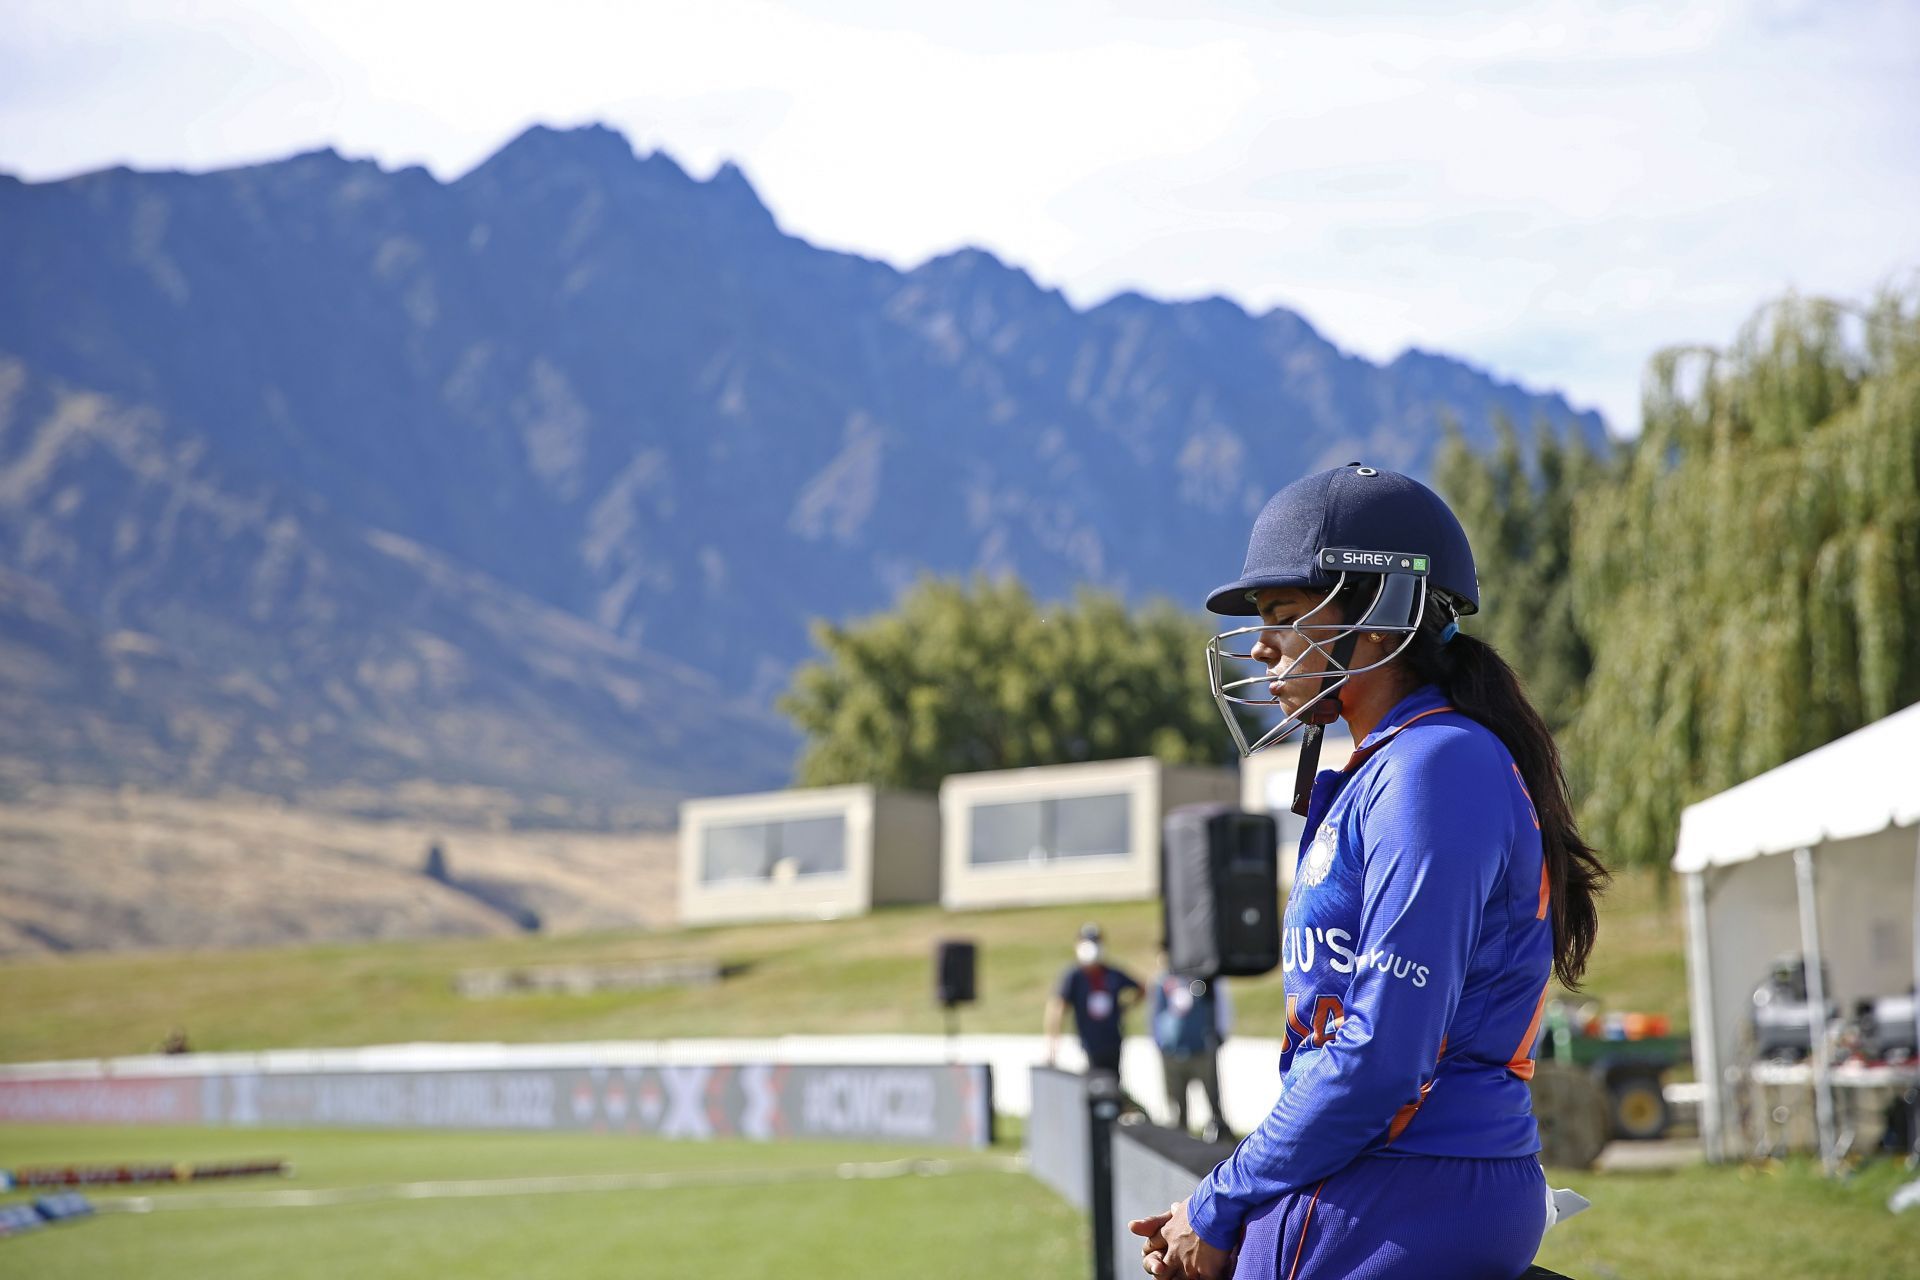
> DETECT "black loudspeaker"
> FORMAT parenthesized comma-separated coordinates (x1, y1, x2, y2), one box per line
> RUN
(935, 939, 977, 1007)
(1162, 805, 1281, 979)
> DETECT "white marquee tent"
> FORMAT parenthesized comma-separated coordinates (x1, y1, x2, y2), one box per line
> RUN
(1674, 700, 1920, 1166)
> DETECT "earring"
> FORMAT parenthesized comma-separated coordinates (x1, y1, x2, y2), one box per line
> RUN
(1366, 632, 1385, 644)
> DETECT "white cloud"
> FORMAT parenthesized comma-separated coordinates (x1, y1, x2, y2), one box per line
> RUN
(2, 0, 1916, 435)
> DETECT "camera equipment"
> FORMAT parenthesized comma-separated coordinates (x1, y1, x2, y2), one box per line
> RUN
(1857, 992, 1918, 1062)
(1749, 955, 1836, 1062)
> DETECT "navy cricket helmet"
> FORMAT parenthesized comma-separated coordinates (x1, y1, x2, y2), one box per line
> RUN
(1205, 463, 1479, 616)
(1202, 463, 1479, 759)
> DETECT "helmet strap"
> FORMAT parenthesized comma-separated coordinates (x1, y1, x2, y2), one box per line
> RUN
(1291, 629, 1361, 816)
(1291, 724, 1325, 817)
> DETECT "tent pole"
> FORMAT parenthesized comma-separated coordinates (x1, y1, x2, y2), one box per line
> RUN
(1792, 846, 1838, 1175)
(1683, 870, 1723, 1162)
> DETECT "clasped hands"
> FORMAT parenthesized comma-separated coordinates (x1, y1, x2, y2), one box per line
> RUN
(1127, 1198, 1232, 1279)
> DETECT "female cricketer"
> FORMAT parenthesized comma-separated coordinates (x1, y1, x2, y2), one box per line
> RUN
(1131, 462, 1607, 1280)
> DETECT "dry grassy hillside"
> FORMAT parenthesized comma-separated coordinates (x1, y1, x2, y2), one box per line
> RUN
(0, 787, 677, 954)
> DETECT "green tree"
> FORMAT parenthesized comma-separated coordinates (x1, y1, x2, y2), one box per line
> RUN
(779, 576, 1228, 791)
(1434, 415, 1607, 733)
(1570, 290, 1920, 869)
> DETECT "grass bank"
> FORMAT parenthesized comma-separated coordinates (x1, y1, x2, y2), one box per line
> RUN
(0, 868, 1686, 1064)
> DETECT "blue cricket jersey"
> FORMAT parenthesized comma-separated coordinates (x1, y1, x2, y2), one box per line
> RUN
(1187, 684, 1554, 1250)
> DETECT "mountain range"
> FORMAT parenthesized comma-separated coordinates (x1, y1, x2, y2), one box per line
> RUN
(0, 122, 1607, 827)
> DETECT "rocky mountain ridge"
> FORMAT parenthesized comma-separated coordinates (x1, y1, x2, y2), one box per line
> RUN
(0, 122, 1606, 823)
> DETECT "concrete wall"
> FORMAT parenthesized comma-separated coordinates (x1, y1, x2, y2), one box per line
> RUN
(1108, 1125, 1234, 1280)
(1162, 763, 1246, 818)
(1027, 1065, 1093, 1209)
(1025, 1069, 1238, 1280)
(868, 790, 942, 907)
(678, 786, 941, 924)
(940, 758, 1237, 910)
(679, 785, 873, 924)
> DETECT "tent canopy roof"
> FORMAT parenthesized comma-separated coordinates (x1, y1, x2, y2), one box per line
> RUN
(1673, 701, 1920, 873)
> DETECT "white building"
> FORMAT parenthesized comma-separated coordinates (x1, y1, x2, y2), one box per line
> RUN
(939, 757, 1238, 910)
(1239, 731, 1354, 891)
(678, 785, 940, 925)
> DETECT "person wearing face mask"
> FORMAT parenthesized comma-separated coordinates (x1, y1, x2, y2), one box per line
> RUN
(1045, 923, 1143, 1075)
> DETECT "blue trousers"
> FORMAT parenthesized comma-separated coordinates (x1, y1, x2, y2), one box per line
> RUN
(1230, 1153, 1546, 1280)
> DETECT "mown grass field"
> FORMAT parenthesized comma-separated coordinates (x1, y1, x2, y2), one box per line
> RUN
(0, 867, 1687, 1064)
(1528, 1156, 1920, 1279)
(1, 1125, 1914, 1280)
(0, 1125, 1084, 1280)
(0, 867, 1911, 1279)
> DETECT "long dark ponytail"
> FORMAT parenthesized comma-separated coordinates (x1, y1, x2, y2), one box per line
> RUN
(1329, 579, 1608, 987)
(1403, 617, 1608, 988)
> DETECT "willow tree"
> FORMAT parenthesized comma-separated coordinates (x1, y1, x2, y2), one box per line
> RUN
(1435, 416, 1608, 734)
(1570, 290, 1920, 869)
(780, 575, 1226, 791)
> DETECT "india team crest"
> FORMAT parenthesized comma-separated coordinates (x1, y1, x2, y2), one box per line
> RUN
(1298, 821, 1339, 888)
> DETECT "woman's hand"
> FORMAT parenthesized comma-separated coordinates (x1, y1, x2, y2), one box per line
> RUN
(1127, 1208, 1173, 1276)
(1128, 1199, 1231, 1279)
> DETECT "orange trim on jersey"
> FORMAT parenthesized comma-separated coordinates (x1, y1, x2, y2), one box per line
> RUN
(1511, 762, 1541, 830)
(1385, 1035, 1447, 1145)
(1510, 762, 1547, 918)
(1285, 1180, 1327, 1280)
(1388, 705, 1456, 734)
(1343, 705, 1459, 772)
(1507, 979, 1553, 1082)
(1384, 1096, 1424, 1145)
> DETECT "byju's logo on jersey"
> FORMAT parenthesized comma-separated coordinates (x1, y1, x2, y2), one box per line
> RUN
(1298, 821, 1338, 888)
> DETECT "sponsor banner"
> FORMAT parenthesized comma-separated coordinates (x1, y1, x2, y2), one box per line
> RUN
(0, 1064, 994, 1149)
(0, 1076, 202, 1126)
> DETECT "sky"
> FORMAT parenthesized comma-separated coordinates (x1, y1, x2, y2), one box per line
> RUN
(3, 0, 1916, 436)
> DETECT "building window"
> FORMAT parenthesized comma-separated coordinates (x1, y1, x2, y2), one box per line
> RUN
(701, 814, 847, 884)
(968, 793, 1131, 866)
